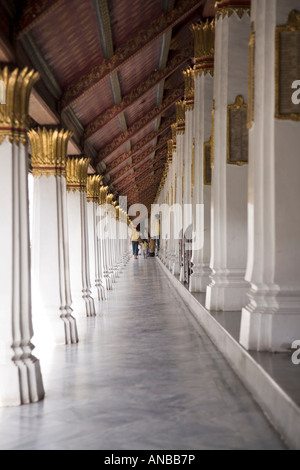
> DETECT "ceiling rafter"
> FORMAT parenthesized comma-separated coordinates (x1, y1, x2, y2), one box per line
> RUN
(60, 0, 202, 109)
(117, 155, 166, 191)
(107, 131, 170, 177)
(92, 0, 130, 146)
(84, 51, 190, 141)
(117, 160, 166, 194)
(97, 88, 183, 163)
(112, 147, 167, 185)
(103, 115, 174, 169)
(17, 0, 64, 36)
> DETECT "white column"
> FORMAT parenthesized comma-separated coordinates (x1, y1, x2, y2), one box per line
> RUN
(240, 0, 300, 351)
(67, 158, 95, 317)
(87, 175, 102, 301)
(189, 22, 214, 293)
(0, 67, 44, 406)
(29, 128, 79, 347)
(206, 3, 251, 311)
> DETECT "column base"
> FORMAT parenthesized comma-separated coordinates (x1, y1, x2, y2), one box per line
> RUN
(189, 265, 211, 293)
(205, 277, 249, 311)
(179, 266, 184, 283)
(240, 288, 300, 351)
(33, 307, 78, 346)
(172, 260, 180, 276)
(0, 356, 44, 407)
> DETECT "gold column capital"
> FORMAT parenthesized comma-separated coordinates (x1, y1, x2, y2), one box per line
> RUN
(87, 174, 102, 201)
(183, 67, 195, 110)
(191, 20, 215, 76)
(215, 0, 251, 20)
(28, 127, 72, 178)
(66, 157, 91, 192)
(99, 185, 109, 205)
(176, 100, 186, 135)
(167, 140, 173, 163)
(0, 66, 40, 145)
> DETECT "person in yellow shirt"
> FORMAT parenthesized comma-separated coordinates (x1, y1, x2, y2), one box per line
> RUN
(141, 240, 148, 259)
(131, 225, 140, 259)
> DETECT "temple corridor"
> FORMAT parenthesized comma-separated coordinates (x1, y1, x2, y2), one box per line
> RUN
(0, 258, 286, 450)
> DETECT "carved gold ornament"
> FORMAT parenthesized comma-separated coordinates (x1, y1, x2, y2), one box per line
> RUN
(215, 0, 251, 20)
(183, 67, 195, 110)
(66, 157, 91, 192)
(191, 20, 215, 76)
(99, 186, 109, 205)
(28, 127, 72, 178)
(176, 100, 186, 135)
(87, 174, 102, 201)
(0, 67, 39, 146)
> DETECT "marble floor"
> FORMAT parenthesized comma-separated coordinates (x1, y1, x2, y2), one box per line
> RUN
(0, 258, 287, 450)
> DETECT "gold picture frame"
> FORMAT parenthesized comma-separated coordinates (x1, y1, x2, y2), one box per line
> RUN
(203, 137, 212, 185)
(227, 95, 248, 166)
(247, 22, 255, 129)
(275, 10, 300, 121)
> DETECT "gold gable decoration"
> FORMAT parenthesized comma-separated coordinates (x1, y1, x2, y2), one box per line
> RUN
(28, 127, 72, 178)
(0, 67, 40, 145)
(66, 157, 91, 192)
(183, 67, 195, 110)
(191, 20, 215, 76)
(215, 0, 251, 20)
(87, 174, 102, 202)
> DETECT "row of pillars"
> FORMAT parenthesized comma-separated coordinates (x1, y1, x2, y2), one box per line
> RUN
(0, 69, 131, 406)
(157, 0, 300, 352)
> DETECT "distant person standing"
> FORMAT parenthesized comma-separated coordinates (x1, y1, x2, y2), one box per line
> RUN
(148, 238, 155, 257)
(141, 240, 148, 259)
(131, 225, 140, 259)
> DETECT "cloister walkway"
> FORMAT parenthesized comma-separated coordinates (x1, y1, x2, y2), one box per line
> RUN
(0, 258, 286, 450)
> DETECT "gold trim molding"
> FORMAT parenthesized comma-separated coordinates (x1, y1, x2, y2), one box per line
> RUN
(28, 127, 73, 178)
(215, 0, 251, 20)
(66, 157, 91, 192)
(0, 67, 39, 146)
(275, 10, 300, 121)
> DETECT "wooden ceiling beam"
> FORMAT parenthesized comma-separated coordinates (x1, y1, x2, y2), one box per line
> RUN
(117, 161, 166, 194)
(84, 51, 190, 140)
(107, 131, 170, 177)
(97, 88, 182, 162)
(60, 0, 202, 109)
(103, 116, 174, 169)
(17, 0, 65, 36)
(112, 147, 167, 185)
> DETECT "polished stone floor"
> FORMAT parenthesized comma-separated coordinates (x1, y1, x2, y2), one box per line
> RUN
(0, 258, 287, 450)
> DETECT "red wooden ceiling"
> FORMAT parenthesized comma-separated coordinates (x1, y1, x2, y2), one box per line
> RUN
(3, 0, 215, 208)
